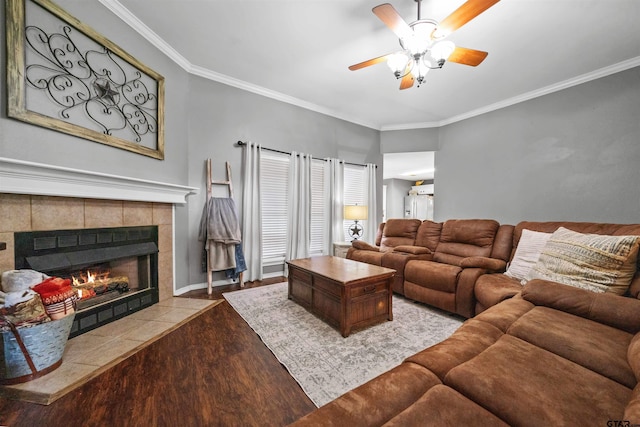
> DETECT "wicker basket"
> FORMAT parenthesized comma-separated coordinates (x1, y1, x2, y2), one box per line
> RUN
(0, 314, 75, 385)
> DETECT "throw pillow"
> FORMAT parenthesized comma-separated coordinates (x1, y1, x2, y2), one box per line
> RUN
(525, 227, 640, 295)
(504, 229, 552, 281)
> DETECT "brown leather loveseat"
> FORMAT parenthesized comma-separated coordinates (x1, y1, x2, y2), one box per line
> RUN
(348, 218, 513, 318)
(403, 219, 513, 318)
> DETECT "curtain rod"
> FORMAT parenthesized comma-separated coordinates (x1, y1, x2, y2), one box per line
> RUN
(235, 141, 376, 169)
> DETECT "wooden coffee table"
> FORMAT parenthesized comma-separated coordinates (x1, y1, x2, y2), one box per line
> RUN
(286, 256, 395, 337)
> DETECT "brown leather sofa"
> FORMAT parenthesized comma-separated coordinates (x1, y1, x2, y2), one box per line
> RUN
(347, 219, 441, 294)
(291, 220, 640, 425)
(290, 279, 640, 426)
(474, 221, 640, 314)
(403, 219, 513, 318)
(348, 218, 513, 318)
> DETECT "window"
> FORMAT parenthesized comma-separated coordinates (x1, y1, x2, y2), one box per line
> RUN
(343, 164, 367, 240)
(309, 160, 326, 255)
(260, 153, 327, 265)
(260, 152, 289, 264)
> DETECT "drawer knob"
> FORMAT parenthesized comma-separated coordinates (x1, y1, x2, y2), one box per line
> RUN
(364, 285, 376, 293)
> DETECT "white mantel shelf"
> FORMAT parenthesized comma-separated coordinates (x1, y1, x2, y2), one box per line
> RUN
(0, 157, 198, 204)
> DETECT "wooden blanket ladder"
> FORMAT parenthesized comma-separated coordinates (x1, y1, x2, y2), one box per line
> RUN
(206, 159, 244, 294)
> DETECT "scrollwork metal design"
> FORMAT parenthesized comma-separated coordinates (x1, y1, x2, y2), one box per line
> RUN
(24, 23, 158, 144)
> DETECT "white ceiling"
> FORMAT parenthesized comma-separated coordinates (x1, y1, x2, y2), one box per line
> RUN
(103, 0, 640, 131)
(383, 151, 434, 181)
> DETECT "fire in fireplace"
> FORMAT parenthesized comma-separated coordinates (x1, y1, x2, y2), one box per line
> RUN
(14, 226, 159, 337)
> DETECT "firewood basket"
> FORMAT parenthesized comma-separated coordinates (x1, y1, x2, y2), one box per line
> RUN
(0, 314, 75, 385)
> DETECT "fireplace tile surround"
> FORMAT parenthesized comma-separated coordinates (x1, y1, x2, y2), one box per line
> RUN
(0, 193, 174, 303)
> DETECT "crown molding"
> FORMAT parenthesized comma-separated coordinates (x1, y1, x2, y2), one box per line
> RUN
(97, 0, 191, 71)
(188, 65, 379, 130)
(100, 0, 640, 133)
(98, 0, 379, 130)
(381, 56, 640, 131)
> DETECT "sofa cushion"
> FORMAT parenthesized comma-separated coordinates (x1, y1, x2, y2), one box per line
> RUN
(445, 334, 633, 426)
(405, 261, 461, 293)
(507, 306, 636, 388)
(405, 319, 503, 381)
(380, 219, 422, 252)
(351, 240, 379, 251)
(350, 250, 384, 266)
(413, 221, 442, 252)
(630, 333, 640, 381)
(474, 273, 523, 310)
(393, 245, 431, 255)
(526, 227, 640, 294)
(459, 256, 506, 271)
(382, 385, 509, 427)
(291, 362, 441, 426)
(504, 229, 552, 281)
(625, 384, 640, 425)
(521, 280, 640, 334)
(432, 219, 499, 265)
(626, 333, 640, 423)
(473, 295, 535, 333)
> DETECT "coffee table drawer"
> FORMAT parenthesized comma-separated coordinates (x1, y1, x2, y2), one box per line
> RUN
(350, 280, 389, 298)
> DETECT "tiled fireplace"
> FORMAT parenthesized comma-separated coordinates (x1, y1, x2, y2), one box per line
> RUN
(0, 157, 197, 336)
(14, 225, 160, 337)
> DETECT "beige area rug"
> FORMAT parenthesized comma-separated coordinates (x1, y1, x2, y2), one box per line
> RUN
(0, 297, 224, 405)
(224, 282, 463, 407)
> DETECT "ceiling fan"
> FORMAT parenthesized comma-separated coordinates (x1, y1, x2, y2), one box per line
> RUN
(349, 0, 500, 89)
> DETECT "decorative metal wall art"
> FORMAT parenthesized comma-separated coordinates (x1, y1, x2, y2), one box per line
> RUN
(6, 0, 165, 159)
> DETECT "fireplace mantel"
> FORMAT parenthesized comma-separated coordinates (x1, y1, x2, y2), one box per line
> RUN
(0, 157, 198, 204)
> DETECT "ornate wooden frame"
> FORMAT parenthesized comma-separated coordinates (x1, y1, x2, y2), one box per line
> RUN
(6, 0, 165, 159)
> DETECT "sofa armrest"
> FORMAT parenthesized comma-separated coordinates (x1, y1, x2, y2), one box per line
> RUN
(522, 279, 640, 334)
(351, 240, 380, 252)
(459, 256, 507, 272)
(393, 245, 432, 255)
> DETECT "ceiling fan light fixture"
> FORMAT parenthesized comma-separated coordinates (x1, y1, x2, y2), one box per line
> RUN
(387, 52, 410, 78)
(350, 0, 500, 90)
(401, 20, 436, 55)
(415, 58, 431, 85)
(430, 40, 456, 67)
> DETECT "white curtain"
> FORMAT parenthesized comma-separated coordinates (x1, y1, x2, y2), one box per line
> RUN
(323, 158, 344, 253)
(285, 152, 312, 268)
(364, 163, 378, 243)
(241, 142, 263, 281)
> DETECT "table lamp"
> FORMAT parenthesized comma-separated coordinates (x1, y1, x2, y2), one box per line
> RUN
(344, 204, 368, 240)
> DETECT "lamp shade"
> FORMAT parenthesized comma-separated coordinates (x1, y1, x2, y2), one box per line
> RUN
(344, 205, 368, 221)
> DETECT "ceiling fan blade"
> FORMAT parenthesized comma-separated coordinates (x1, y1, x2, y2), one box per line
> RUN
(348, 53, 393, 71)
(447, 46, 488, 66)
(434, 0, 500, 39)
(372, 3, 412, 39)
(399, 67, 414, 90)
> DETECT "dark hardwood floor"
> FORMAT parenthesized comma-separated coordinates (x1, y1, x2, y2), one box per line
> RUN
(0, 278, 317, 427)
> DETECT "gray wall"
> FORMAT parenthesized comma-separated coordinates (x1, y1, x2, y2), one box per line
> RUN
(435, 67, 640, 224)
(383, 178, 412, 220)
(185, 75, 381, 287)
(0, 1, 382, 292)
(0, 0, 193, 287)
(381, 127, 439, 153)
(379, 67, 640, 226)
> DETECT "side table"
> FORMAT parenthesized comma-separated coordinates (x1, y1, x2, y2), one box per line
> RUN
(333, 241, 352, 258)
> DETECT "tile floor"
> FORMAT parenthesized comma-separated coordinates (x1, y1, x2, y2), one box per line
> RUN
(0, 297, 223, 405)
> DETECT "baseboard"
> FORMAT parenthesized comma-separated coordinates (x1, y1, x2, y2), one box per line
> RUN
(174, 271, 285, 296)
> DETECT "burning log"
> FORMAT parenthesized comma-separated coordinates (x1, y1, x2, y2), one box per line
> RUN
(73, 275, 129, 299)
